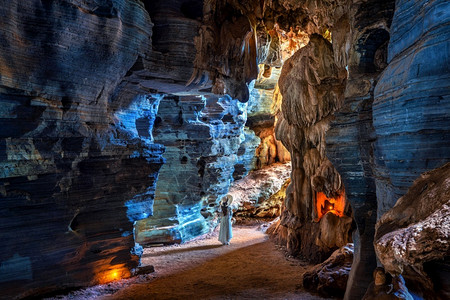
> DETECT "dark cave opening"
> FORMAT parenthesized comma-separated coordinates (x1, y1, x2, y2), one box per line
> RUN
(357, 28, 390, 73)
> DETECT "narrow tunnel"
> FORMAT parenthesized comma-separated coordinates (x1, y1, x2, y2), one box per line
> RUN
(0, 0, 449, 300)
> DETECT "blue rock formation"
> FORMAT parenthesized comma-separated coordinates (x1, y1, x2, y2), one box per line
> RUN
(373, 0, 450, 212)
(327, 0, 450, 298)
(0, 1, 165, 298)
(135, 94, 257, 244)
(371, 1, 450, 297)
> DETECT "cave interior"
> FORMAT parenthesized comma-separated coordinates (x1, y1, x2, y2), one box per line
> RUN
(0, 0, 449, 299)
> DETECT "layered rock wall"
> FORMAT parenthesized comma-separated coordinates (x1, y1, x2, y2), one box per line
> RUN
(135, 94, 257, 244)
(247, 68, 290, 169)
(0, 1, 164, 298)
(375, 163, 450, 299)
(229, 162, 291, 219)
(373, 0, 450, 212)
(371, 1, 450, 295)
(326, 1, 395, 298)
(326, 0, 450, 298)
(1, 0, 449, 298)
(0, 1, 262, 297)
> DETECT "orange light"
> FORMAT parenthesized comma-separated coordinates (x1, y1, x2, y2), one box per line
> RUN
(316, 191, 345, 220)
(96, 266, 130, 284)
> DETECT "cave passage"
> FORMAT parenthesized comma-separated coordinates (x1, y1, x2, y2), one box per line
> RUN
(1, 0, 449, 299)
(45, 225, 329, 300)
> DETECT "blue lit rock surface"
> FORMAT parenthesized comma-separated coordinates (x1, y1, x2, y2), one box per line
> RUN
(0, 1, 164, 298)
(371, 1, 450, 295)
(1, 0, 449, 299)
(247, 67, 281, 118)
(135, 95, 257, 245)
(247, 68, 291, 169)
(373, 0, 450, 211)
(326, 0, 450, 298)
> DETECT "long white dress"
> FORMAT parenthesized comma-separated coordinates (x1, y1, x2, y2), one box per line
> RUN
(218, 205, 233, 245)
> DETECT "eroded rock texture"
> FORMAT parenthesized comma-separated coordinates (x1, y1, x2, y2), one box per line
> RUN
(303, 243, 354, 297)
(375, 163, 450, 299)
(135, 94, 256, 244)
(272, 34, 352, 262)
(362, 270, 413, 300)
(114, 0, 205, 98)
(0, 1, 164, 298)
(247, 68, 291, 169)
(1, 0, 263, 297)
(326, 1, 395, 298)
(1, 0, 449, 298)
(121, 0, 263, 247)
(373, 0, 450, 216)
(370, 0, 450, 297)
(229, 162, 291, 219)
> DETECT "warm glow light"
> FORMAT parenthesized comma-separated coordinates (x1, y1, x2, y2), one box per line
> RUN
(315, 191, 345, 220)
(270, 23, 310, 62)
(96, 266, 130, 284)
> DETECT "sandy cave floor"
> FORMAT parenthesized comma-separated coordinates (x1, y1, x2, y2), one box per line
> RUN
(46, 224, 336, 300)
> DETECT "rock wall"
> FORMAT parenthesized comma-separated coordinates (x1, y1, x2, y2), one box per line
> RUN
(375, 163, 450, 299)
(371, 0, 450, 296)
(0, 1, 264, 296)
(135, 94, 257, 244)
(229, 162, 291, 219)
(1, 0, 448, 298)
(115, 0, 205, 97)
(303, 243, 354, 297)
(373, 0, 450, 212)
(247, 67, 290, 169)
(0, 1, 164, 298)
(326, 1, 395, 298)
(326, 0, 450, 298)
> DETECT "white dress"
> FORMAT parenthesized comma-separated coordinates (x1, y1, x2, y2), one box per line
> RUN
(218, 206, 233, 245)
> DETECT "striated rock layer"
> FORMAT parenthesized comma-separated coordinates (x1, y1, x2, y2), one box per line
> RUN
(247, 67, 290, 169)
(1, 0, 449, 298)
(0, 1, 262, 297)
(371, 0, 450, 297)
(373, 0, 450, 211)
(326, 0, 395, 298)
(135, 94, 257, 245)
(0, 0, 164, 298)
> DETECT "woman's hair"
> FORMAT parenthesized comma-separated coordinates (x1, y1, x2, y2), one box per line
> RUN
(220, 195, 232, 216)
(221, 202, 228, 216)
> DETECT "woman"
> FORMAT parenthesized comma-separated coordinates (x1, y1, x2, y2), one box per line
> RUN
(218, 194, 233, 245)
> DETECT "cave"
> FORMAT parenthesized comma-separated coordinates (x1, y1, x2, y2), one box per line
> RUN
(0, 0, 449, 300)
